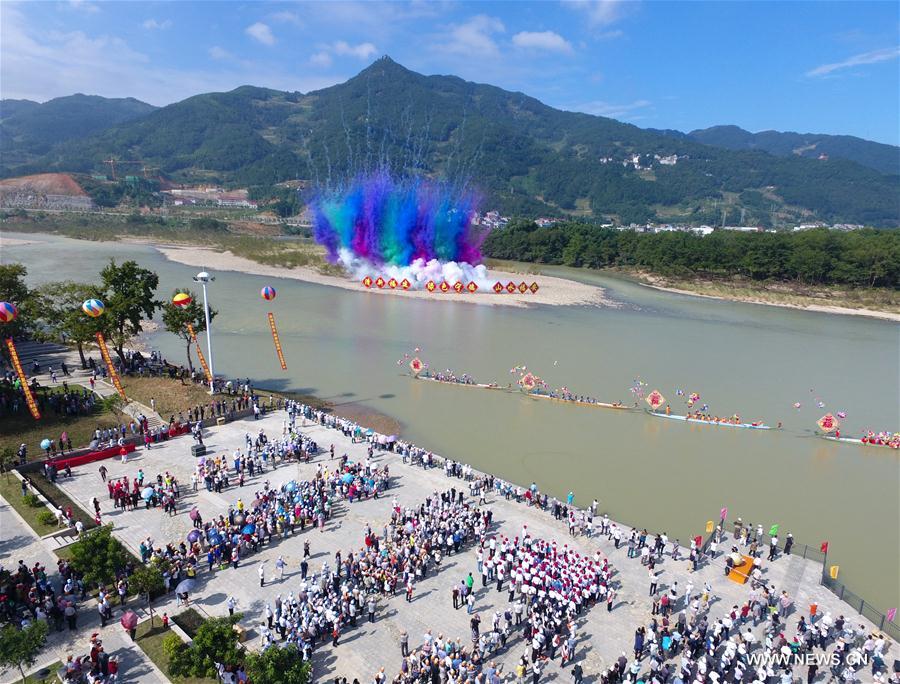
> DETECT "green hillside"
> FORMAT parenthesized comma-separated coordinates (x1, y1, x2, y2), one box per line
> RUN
(2, 58, 898, 226)
(681, 125, 899, 176)
(0, 94, 156, 166)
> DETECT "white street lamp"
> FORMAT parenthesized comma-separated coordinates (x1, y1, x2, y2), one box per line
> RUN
(192, 271, 216, 394)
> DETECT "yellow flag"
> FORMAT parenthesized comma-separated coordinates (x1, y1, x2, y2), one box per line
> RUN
(829, 565, 839, 579)
(705, 521, 715, 533)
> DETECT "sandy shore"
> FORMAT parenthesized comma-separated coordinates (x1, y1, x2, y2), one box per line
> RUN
(0, 235, 38, 247)
(156, 244, 615, 308)
(637, 276, 900, 322)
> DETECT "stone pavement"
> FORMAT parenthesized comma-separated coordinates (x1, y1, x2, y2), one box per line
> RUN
(42, 410, 892, 682)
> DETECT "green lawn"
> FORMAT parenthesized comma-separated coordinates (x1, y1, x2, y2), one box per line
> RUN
(22, 661, 62, 684)
(0, 399, 122, 464)
(171, 607, 205, 638)
(135, 622, 217, 684)
(29, 472, 97, 530)
(0, 475, 58, 536)
(117, 376, 218, 419)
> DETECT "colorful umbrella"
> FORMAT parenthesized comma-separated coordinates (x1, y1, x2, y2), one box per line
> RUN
(120, 611, 139, 629)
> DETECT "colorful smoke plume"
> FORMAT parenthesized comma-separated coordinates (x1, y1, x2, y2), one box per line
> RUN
(311, 172, 493, 289)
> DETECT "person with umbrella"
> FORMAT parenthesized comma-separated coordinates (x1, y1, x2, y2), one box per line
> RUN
(120, 610, 138, 640)
(175, 578, 196, 606)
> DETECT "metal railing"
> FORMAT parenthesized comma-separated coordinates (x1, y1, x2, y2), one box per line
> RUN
(712, 517, 898, 643)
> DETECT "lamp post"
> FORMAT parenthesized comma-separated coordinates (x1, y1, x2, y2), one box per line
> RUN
(192, 271, 216, 394)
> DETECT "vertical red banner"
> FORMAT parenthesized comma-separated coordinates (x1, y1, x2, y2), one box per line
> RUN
(5, 338, 41, 420)
(267, 312, 287, 370)
(94, 333, 127, 401)
(186, 323, 213, 384)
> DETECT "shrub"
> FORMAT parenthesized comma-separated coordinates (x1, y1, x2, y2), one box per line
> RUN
(162, 631, 186, 662)
(23, 493, 41, 507)
(36, 510, 57, 526)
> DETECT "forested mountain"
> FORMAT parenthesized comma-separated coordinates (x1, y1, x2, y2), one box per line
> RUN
(0, 94, 156, 166)
(670, 125, 898, 175)
(2, 58, 897, 226)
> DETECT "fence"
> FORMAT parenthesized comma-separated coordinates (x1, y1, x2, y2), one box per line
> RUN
(713, 516, 898, 643)
(822, 576, 900, 643)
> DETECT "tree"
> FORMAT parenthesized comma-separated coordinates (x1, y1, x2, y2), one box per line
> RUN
(129, 561, 166, 626)
(244, 645, 311, 684)
(0, 264, 38, 342)
(37, 281, 111, 368)
(167, 615, 242, 678)
(67, 525, 129, 587)
(0, 446, 15, 483)
(160, 289, 217, 372)
(100, 260, 160, 364)
(0, 620, 49, 683)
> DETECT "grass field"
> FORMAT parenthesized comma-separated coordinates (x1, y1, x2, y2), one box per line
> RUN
(22, 661, 62, 684)
(29, 472, 97, 529)
(135, 621, 217, 684)
(0, 474, 58, 536)
(0, 400, 122, 464)
(171, 607, 205, 638)
(117, 376, 217, 419)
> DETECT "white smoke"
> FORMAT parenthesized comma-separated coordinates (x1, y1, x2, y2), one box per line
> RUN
(337, 248, 494, 292)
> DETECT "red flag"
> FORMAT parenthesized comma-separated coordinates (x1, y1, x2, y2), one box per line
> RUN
(820, 541, 829, 553)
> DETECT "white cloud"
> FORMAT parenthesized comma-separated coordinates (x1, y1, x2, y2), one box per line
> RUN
(806, 46, 900, 77)
(0, 5, 341, 105)
(512, 30, 573, 54)
(142, 18, 172, 31)
(245, 22, 276, 46)
(333, 41, 379, 60)
(270, 11, 302, 26)
(444, 15, 505, 57)
(208, 46, 232, 60)
(310, 51, 333, 67)
(567, 0, 631, 27)
(68, 0, 99, 13)
(570, 98, 651, 119)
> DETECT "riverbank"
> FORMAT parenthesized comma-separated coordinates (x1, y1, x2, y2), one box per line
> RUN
(630, 270, 900, 322)
(43, 408, 897, 681)
(155, 243, 614, 309)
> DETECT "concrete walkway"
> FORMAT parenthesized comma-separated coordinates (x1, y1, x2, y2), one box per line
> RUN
(36, 410, 893, 682)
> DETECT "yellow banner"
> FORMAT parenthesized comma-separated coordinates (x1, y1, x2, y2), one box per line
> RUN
(186, 323, 213, 384)
(5, 338, 41, 420)
(267, 313, 287, 370)
(94, 333, 127, 401)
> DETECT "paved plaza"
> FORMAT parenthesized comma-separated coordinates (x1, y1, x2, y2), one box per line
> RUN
(29, 408, 886, 682)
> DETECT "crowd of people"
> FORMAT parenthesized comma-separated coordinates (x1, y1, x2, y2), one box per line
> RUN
(254, 488, 491, 664)
(385, 529, 614, 683)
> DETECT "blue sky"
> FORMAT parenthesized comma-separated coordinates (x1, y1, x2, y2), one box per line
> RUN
(2, 1, 898, 144)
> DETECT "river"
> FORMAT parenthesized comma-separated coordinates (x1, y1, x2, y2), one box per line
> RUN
(3, 231, 899, 608)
